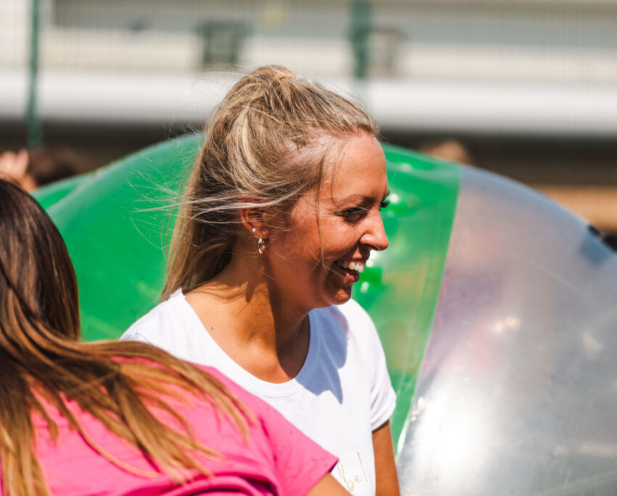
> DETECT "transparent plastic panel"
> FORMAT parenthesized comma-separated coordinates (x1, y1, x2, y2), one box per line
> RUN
(398, 166, 617, 495)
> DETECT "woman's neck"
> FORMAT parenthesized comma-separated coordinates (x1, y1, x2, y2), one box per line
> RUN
(184, 255, 311, 382)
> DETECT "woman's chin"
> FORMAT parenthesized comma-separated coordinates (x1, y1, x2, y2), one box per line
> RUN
(313, 278, 355, 308)
(328, 287, 354, 306)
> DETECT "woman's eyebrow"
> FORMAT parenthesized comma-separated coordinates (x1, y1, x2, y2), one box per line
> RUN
(336, 194, 377, 206)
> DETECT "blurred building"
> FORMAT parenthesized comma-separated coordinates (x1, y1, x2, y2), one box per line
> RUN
(1, 0, 616, 229)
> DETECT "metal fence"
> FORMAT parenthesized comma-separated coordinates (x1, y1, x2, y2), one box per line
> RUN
(3, 0, 617, 147)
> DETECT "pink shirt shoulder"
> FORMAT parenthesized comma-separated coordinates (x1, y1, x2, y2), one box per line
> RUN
(27, 365, 337, 496)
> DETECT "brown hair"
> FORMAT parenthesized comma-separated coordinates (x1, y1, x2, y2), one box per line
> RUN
(0, 178, 248, 496)
(163, 65, 379, 298)
(27, 147, 84, 187)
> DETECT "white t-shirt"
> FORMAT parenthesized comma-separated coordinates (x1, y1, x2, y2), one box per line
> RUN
(121, 290, 396, 496)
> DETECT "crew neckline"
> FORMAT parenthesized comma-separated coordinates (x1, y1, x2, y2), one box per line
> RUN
(171, 289, 318, 397)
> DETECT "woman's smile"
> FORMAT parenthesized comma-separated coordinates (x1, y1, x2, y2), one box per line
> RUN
(332, 256, 368, 285)
(331, 258, 367, 284)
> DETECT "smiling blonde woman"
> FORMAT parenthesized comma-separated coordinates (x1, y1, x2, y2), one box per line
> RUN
(122, 66, 400, 496)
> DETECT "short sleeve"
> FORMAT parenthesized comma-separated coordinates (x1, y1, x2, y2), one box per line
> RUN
(257, 402, 338, 496)
(366, 315, 397, 431)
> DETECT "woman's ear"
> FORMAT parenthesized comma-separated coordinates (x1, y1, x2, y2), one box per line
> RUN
(240, 207, 270, 241)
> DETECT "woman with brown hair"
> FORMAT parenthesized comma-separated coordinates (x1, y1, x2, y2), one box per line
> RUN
(0, 177, 348, 496)
(122, 66, 400, 495)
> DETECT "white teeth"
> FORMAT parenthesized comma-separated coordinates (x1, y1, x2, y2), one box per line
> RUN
(337, 260, 366, 273)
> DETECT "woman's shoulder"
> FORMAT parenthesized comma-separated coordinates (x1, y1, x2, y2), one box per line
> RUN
(31, 360, 332, 496)
(121, 290, 195, 344)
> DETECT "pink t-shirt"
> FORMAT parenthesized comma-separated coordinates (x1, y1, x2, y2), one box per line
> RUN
(16, 366, 337, 496)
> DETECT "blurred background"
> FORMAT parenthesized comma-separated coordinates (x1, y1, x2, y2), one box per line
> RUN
(1, 0, 616, 232)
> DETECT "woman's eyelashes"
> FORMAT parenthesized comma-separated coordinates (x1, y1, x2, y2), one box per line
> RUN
(337, 197, 390, 224)
(338, 206, 368, 224)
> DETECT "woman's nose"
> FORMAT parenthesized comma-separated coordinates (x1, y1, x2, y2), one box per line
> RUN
(363, 214, 389, 251)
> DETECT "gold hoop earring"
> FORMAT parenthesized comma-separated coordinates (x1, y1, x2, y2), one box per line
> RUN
(258, 237, 266, 255)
